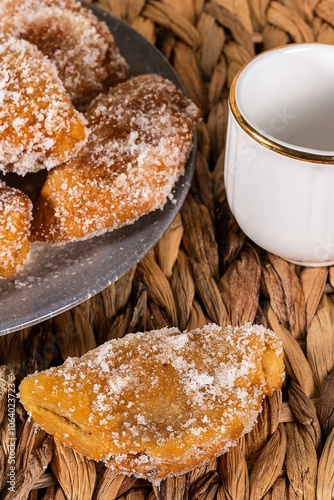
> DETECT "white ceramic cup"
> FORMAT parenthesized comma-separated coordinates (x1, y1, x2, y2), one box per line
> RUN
(224, 43, 334, 266)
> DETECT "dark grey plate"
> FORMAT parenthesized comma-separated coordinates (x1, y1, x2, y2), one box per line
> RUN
(0, 4, 196, 335)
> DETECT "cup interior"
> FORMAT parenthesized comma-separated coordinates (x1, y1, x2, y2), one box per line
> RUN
(235, 44, 334, 155)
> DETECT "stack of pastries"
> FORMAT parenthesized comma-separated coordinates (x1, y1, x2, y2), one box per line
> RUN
(0, 0, 201, 277)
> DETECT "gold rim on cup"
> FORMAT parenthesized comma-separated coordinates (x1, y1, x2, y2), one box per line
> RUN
(229, 49, 334, 165)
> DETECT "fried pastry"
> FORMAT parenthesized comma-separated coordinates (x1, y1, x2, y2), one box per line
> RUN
(31, 74, 201, 243)
(0, 181, 32, 277)
(0, 33, 87, 176)
(19, 323, 284, 481)
(0, 0, 129, 110)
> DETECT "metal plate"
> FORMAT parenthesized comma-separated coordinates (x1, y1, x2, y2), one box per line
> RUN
(0, 4, 196, 335)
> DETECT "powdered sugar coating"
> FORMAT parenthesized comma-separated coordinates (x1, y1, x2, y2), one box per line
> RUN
(19, 323, 284, 480)
(0, 180, 32, 277)
(31, 74, 201, 243)
(0, 0, 129, 110)
(0, 32, 88, 175)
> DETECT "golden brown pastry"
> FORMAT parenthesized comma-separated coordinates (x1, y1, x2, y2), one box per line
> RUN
(0, 32, 87, 176)
(31, 74, 201, 243)
(0, 181, 32, 277)
(19, 323, 284, 481)
(0, 0, 129, 110)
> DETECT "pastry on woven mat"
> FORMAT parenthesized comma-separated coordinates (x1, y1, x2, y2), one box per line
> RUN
(0, 181, 32, 277)
(0, 0, 129, 110)
(0, 32, 87, 176)
(31, 74, 201, 243)
(19, 323, 284, 481)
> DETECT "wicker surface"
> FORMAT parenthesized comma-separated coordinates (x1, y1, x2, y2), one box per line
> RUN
(1, 0, 334, 498)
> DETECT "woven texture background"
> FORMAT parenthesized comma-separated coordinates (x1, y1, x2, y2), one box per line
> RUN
(1, 0, 334, 498)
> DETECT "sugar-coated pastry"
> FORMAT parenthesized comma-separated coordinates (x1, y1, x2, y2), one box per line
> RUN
(0, 181, 32, 277)
(0, 0, 129, 110)
(0, 33, 87, 176)
(19, 323, 284, 481)
(31, 74, 201, 243)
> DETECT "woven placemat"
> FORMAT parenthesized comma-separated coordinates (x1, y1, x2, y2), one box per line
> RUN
(1, 0, 334, 498)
